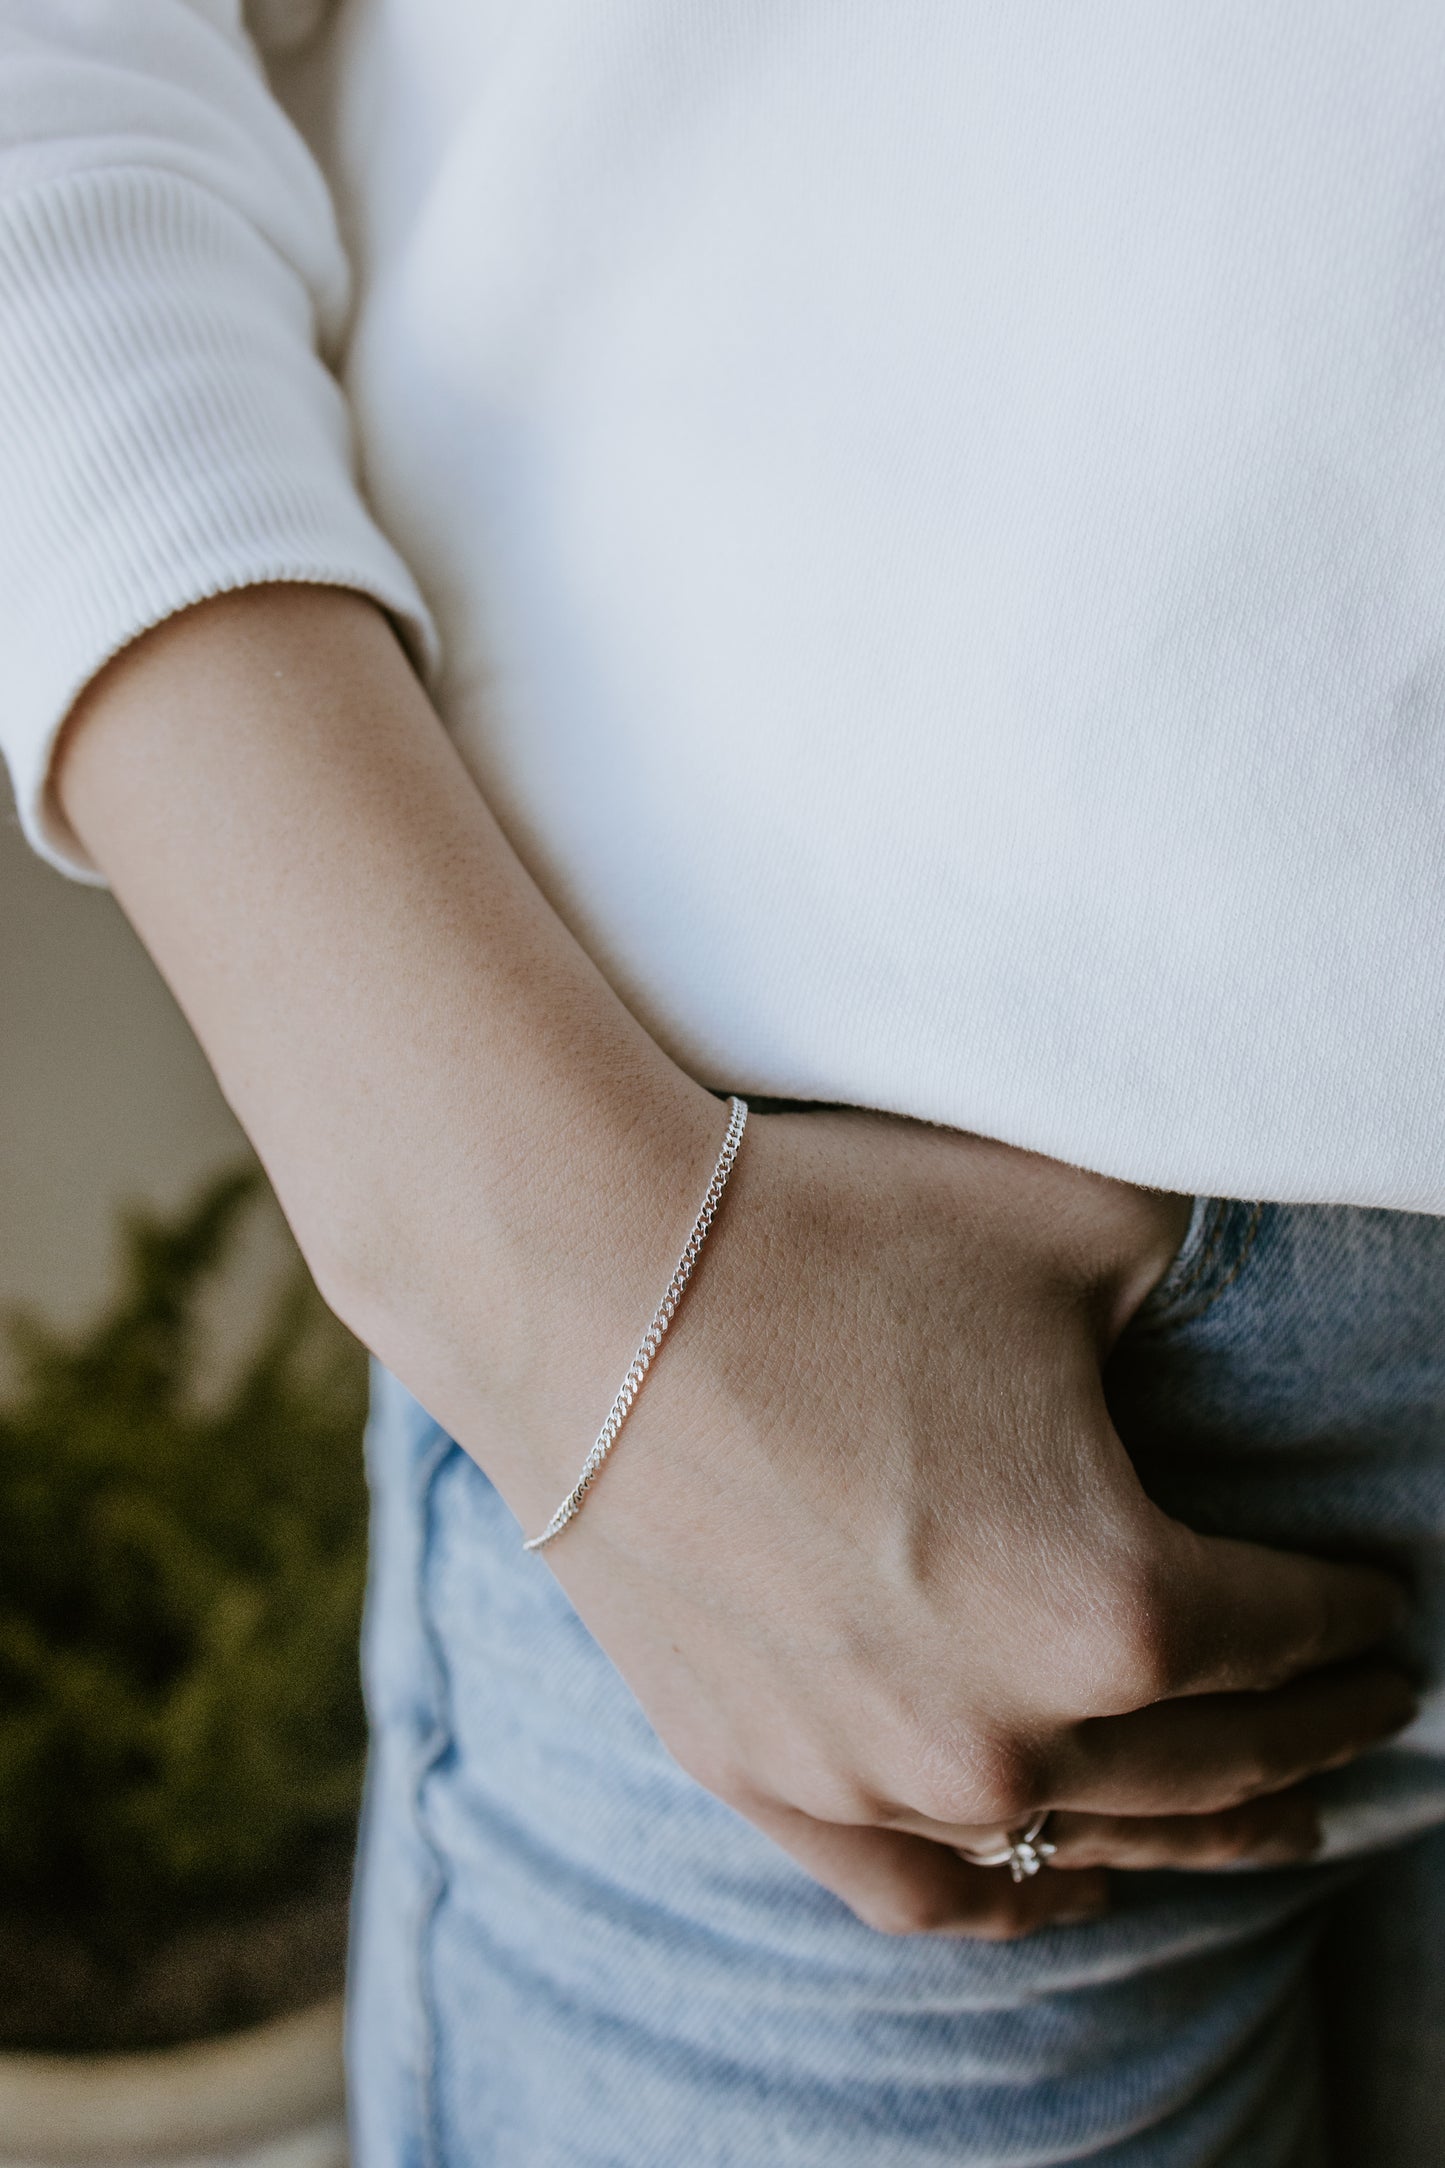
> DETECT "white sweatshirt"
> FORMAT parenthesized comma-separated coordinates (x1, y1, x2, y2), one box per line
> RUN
(2, 2, 1443, 1210)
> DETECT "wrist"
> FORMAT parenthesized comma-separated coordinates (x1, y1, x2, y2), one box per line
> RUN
(336, 1044, 733, 1508)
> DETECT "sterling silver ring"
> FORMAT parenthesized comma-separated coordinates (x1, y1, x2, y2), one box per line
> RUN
(955, 1811, 1057, 1882)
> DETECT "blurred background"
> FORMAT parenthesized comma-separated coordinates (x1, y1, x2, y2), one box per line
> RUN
(0, 796, 364, 2162)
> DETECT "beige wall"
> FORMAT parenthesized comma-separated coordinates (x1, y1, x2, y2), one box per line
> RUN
(0, 791, 278, 1392)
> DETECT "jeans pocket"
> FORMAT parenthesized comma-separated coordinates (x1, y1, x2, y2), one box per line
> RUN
(1128, 1197, 1268, 1337)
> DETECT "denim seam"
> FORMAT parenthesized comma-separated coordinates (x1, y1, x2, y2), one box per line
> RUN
(407, 1426, 461, 2168)
(1160, 1200, 1231, 1310)
(1134, 1201, 1266, 1337)
(1202, 1201, 1265, 1312)
(1130, 1199, 1229, 1333)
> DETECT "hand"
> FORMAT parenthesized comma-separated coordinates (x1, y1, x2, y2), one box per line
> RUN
(52, 595, 1410, 1941)
(494, 1111, 1411, 1939)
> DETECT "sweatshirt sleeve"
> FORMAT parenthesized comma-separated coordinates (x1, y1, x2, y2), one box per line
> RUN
(0, 0, 438, 879)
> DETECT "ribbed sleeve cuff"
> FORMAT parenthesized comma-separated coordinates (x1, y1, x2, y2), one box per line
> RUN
(0, 168, 439, 879)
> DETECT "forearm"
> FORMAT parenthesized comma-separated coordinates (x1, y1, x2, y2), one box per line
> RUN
(51, 581, 1416, 1943)
(55, 583, 723, 1507)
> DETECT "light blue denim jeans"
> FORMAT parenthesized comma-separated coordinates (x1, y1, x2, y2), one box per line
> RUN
(348, 1197, 1445, 2165)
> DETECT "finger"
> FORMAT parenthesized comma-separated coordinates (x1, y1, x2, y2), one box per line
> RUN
(1144, 1521, 1406, 1701)
(896, 1786, 1323, 1870)
(1055, 1659, 1417, 1816)
(1040, 1792, 1321, 1871)
(745, 1802, 1110, 1941)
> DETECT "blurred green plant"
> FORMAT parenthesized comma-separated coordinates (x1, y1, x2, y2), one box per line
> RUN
(0, 1166, 370, 2046)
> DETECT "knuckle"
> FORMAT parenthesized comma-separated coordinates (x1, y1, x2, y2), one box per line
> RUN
(674, 1745, 755, 1809)
(792, 1774, 877, 1826)
(1078, 1564, 1188, 1711)
(958, 1738, 1046, 1830)
(892, 1723, 1045, 1829)
(899, 1772, 960, 1826)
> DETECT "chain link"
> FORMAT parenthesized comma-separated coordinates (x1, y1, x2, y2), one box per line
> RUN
(522, 1096, 749, 1551)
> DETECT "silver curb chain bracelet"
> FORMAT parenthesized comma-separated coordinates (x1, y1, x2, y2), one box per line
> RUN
(522, 1095, 749, 1552)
